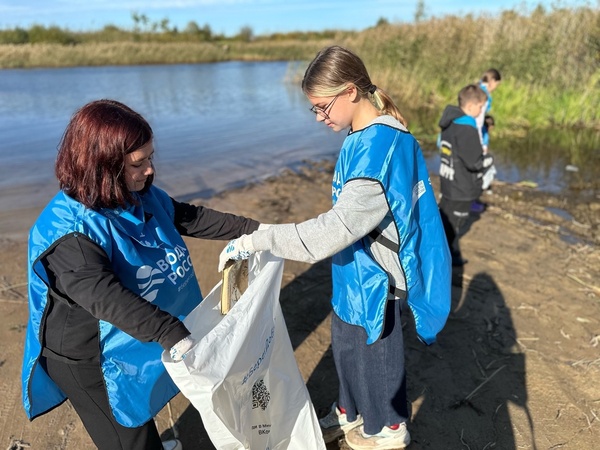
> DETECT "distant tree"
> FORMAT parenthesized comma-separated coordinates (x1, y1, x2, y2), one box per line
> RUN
(28, 25, 78, 44)
(140, 14, 150, 31)
(131, 12, 150, 32)
(183, 21, 212, 41)
(0, 27, 29, 44)
(132, 12, 141, 32)
(201, 24, 213, 40)
(376, 17, 390, 27)
(415, 0, 427, 22)
(238, 25, 254, 42)
(532, 4, 547, 18)
(86, 24, 128, 43)
(184, 21, 201, 34)
(159, 18, 171, 33)
(102, 24, 122, 32)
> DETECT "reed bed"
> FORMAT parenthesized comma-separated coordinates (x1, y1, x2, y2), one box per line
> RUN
(339, 6, 599, 133)
(0, 41, 331, 68)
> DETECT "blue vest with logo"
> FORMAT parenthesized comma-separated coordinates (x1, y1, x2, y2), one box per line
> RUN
(22, 186, 202, 427)
(331, 122, 451, 345)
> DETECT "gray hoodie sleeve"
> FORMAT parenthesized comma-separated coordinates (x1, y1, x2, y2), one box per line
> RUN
(251, 179, 388, 263)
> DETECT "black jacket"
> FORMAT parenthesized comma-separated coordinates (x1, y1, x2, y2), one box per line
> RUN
(41, 198, 259, 362)
(438, 105, 488, 201)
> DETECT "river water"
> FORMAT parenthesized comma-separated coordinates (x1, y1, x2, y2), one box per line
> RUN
(1, 61, 597, 238)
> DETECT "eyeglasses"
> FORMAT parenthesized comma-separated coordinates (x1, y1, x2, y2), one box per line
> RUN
(309, 93, 341, 120)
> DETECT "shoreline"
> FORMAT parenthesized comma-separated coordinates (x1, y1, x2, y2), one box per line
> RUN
(3, 158, 598, 246)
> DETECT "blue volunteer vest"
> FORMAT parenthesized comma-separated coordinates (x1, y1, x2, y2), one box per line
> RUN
(479, 82, 492, 113)
(22, 186, 202, 427)
(331, 122, 451, 345)
(479, 82, 492, 147)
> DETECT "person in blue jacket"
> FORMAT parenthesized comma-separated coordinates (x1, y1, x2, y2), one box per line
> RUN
(471, 68, 502, 212)
(476, 68, 502, 155)
(438, 85, 494, 267)
(218, 45, 451, 450)
(22, 99, 261, 450)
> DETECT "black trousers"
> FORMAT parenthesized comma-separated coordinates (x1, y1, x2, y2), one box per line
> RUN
(44, 356, 163, 450)
(438, 196, 472, 262)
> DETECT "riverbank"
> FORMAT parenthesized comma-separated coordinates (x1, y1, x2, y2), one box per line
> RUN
(1, 161, 599, 449)
(0, 40, 330, 69)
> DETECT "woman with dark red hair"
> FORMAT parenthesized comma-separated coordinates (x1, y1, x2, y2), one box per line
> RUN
(22, 99, 261, 450)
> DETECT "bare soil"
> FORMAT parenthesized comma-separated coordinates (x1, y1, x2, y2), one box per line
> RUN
(1, 161, 599, 450)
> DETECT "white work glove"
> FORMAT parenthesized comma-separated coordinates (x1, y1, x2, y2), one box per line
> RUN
(169, 336, 195, 362)
(218, 234, 255, 272)
(483, 155, 494, 168)
(258, 223, 273, 230)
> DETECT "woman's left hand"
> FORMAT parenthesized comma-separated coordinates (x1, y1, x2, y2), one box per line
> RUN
(169, 336, 196, 362)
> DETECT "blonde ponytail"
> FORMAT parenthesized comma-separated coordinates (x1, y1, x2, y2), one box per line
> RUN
(371, 87, 407, 127)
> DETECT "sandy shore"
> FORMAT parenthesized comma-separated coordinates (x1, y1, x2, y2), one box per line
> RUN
(1, 161, 599, 449)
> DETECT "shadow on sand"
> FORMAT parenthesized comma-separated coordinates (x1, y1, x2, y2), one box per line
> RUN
(405, 270, 533, 449)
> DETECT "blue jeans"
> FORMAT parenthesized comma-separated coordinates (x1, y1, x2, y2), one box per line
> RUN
(332, 299, 409, 435)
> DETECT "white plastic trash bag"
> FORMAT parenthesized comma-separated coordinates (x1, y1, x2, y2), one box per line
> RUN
(162, 252, 326, 450)
(482, 164, 497, 190)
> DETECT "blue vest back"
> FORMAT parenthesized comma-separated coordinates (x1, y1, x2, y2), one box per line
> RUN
(23, 186, 202, 427)
(332, 122, 451, 345)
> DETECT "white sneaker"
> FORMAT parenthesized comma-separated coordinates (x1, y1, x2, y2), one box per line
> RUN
(162, 439, 183, 450)
(345, 423, 411, 449)
(319, 402, 363, 443)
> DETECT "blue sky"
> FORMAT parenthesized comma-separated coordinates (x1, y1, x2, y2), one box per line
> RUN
(0, 0, 594, 36)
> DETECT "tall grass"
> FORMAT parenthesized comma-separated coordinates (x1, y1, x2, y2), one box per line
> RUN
(0, 6, 597, 131)
(340, 5, 599, 133)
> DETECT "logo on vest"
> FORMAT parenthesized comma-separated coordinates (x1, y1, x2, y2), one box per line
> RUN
(136, 265, 165, 302)
(136, 244, 194, 300)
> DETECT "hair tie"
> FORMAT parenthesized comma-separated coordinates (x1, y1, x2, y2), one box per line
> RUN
(368, 84, 377, 94)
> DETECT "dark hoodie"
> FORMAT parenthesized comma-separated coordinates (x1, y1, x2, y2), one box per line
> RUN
(438, 105, 488, 201)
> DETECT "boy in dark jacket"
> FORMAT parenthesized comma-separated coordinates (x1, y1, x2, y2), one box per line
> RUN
(438, 84, 493, 267)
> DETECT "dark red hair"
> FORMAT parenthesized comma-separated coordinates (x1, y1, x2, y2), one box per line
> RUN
(55, 99, 153, 209)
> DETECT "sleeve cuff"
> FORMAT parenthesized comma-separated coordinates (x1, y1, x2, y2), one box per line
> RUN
(159, 323, 191, 350)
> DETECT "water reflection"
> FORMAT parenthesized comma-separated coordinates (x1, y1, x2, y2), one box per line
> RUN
(0, 62, 597, 216)
(421, 127, 599, 199)
(493, 128, 599, 197)
(0, 62, 346, 212)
